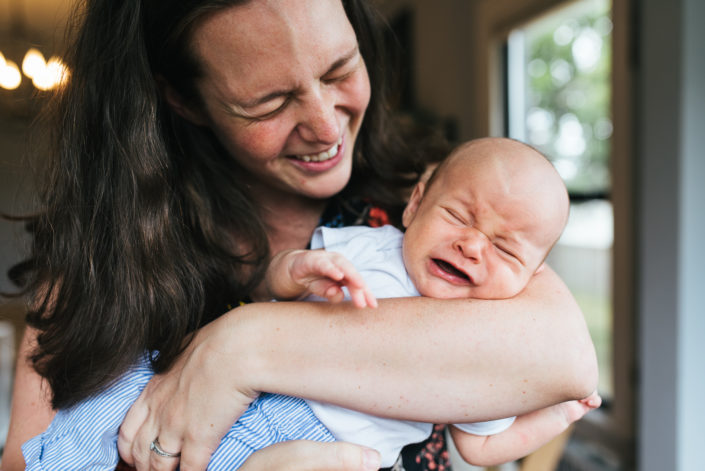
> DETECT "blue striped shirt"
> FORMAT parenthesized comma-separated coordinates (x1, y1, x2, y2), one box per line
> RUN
(22, 355, 334, 470)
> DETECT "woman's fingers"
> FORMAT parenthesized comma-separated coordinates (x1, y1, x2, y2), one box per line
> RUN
(117, 397, 149, 466)
(118, 375, 179, 470)
(132, 417, 164, 470)
(178, 440, 216, 471)
(239, 441, 381, 471)
(146, 434, 182, 471)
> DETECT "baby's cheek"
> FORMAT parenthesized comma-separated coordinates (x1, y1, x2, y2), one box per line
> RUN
(486, 266, 524, 299)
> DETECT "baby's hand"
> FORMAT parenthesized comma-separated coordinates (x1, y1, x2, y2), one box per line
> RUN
(560, 391, 602, 424)
(279, 250, 377, 308)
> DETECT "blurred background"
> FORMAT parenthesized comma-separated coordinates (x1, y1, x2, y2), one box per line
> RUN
(0, 0, 703, 470)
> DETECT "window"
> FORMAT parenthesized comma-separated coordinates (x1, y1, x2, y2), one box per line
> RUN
(377, 0, 635, 465)
(502, 1, 635, 468)
(504, 0, 614, 399)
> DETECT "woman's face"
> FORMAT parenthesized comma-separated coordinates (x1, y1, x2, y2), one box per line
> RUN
(187, 0, 371, 201)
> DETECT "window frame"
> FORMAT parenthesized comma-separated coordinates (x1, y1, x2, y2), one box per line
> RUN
(485, 1, 637, 466)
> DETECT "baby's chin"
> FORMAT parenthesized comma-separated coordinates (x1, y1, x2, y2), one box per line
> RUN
(415, 282, 472, 300)
(416, 282, 518, 300)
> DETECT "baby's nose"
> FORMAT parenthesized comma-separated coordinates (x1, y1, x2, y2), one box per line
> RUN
(454, 230, 489, 262)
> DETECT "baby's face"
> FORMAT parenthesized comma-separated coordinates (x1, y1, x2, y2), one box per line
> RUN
(401, 142, 566, 299)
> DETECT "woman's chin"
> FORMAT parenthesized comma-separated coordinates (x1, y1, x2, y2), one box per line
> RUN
(302, 184, 348, 201)
(302, 170, 353, 200)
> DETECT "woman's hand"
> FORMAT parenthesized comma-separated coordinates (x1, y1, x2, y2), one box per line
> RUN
(117, 313, 258, 471)
(115, 304, 384, 471)
(239, 441, 381, 471)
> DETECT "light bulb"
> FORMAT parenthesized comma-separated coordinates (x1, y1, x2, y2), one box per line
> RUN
(0, 60, 22, 90)
(22, 48, 46, 80)
(46, 56, 70, 87)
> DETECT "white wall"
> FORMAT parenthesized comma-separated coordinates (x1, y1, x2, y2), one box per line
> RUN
(637, 0, 705, 469)
(678, 1, 705, 467)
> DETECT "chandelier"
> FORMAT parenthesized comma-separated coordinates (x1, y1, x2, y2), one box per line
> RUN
(0, 1, 70, 118)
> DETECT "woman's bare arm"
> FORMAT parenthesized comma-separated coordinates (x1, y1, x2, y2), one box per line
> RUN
(118, 265, 597, 470)
(242, 265, 596, 420)
(0, 327, 55, 471)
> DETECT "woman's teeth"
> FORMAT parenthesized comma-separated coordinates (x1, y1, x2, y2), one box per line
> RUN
(297, 137, 342, 162)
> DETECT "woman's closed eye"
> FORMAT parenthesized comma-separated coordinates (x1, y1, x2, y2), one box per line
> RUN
(239, 95, 292, 122)
(322, 67, 357, 85)
(323, 50, 364, 85)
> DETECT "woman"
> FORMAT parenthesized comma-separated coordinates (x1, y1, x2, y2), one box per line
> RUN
(2, 0, 597, 470)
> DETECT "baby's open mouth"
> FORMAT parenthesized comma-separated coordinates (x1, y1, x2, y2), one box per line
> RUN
(433, 259, 470, 282)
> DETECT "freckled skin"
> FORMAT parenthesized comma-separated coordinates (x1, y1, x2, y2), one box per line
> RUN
(187, 0, 371, 204)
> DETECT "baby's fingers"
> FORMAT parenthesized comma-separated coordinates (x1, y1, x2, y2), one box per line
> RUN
(322, 256, 376, 308)
(347, 286, 378, 309)
(580, 391, 602, 409)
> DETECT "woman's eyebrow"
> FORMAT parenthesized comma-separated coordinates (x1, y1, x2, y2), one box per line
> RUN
(326, 45, 360, 74)
(236, 46, 360, 109)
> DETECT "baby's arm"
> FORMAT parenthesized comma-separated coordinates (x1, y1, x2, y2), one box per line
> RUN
(265, 249, 377, 308)
(450, 391, 601, 467)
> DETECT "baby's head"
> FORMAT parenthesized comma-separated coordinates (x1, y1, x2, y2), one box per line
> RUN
(401, 137, 569, 299)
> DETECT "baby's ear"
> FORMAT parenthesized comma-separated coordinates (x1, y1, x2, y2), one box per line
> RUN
(402, 181, 426, 228)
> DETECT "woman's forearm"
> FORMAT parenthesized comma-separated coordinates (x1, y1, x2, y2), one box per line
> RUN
(1, 327, 56, 471)
(219, 265, 597, 423)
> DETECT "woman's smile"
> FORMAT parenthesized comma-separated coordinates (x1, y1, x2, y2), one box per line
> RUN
(290, 136, 343, 163)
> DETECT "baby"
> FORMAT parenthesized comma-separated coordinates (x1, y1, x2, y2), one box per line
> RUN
(22, 137, 599, 470)
(264, 137, 601, 467)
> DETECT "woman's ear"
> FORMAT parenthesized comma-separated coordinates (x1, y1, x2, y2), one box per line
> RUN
(159, 77, 209, 126)
(402, 181, 425, 228)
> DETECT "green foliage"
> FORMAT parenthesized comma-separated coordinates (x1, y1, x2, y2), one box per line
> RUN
(523, 0, 612, 194)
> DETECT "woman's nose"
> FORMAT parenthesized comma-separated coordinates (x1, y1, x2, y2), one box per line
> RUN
(296, 86, 340, 144)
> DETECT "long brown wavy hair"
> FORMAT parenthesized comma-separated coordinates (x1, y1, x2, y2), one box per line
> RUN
(7, 0, 448, 408)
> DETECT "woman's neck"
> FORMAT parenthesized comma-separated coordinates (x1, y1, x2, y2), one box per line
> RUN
(255, 189, 328, 256)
